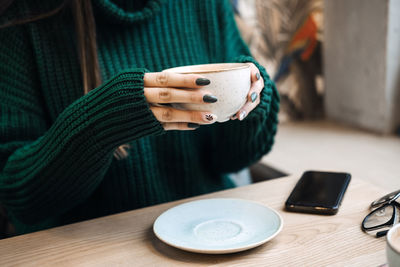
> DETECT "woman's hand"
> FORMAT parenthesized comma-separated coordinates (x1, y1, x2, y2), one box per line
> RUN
(143, 72, 218, 131)
(232, 63, 264, 121)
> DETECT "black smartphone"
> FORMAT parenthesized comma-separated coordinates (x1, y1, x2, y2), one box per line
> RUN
(285, 171, 351, 215)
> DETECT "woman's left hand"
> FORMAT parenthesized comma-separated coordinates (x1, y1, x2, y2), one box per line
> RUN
(232, 63, 264, 121)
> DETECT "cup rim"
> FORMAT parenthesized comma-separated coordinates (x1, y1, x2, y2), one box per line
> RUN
(164, 63, 249, 74)
(388, 223, 400, 254)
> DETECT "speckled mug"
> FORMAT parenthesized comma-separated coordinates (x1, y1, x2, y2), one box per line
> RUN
(387, 223, 400, 267)
(164, 63, 251, 122)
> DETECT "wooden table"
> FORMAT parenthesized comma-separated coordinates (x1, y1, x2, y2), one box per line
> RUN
(0, 175, 388, 266)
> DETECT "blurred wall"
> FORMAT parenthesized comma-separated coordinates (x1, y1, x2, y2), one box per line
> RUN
(387, 0, 400, 133)
(324, 0, 400, 133)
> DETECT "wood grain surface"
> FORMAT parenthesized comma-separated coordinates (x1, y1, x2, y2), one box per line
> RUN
(0, 175, 388, 267)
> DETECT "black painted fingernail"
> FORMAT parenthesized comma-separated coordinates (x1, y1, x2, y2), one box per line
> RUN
(196, 78, 211, 86)
(203, 94, 218, 103)
(256, 73, 260, 80)
(188, 123, 200, 129)
(251, 92, 258, 103)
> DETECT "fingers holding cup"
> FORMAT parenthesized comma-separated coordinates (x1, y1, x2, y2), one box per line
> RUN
(144, 71, 210, 89)
(237, 92, 261, 120)
(249, 63, 262, 83)
(150, 106, 218, 125)
(144, 87, 218, 105)
(247, 63, 264, 104)
(232, 64, 264, 121)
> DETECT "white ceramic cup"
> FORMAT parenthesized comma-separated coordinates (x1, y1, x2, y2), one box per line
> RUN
(387, 223, 400, 267)
(164, 63, 251, 122)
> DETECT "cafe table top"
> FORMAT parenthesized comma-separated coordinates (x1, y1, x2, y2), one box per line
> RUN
(0, 175, 388, 267)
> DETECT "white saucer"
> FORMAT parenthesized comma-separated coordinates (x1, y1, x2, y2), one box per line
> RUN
(153, 198, 283, 254)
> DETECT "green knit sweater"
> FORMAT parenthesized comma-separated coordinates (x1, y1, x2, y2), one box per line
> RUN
(0, 0, 279, 234)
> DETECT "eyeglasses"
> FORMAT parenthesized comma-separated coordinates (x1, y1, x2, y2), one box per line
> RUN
(362, 189, 400, 237)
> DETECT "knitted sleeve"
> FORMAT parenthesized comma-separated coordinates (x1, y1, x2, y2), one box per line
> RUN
(205, 0, 280, 174)
(0, 26, 163, 225)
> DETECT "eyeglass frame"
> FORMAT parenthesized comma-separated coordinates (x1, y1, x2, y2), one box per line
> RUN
(361, 189, 400, 237)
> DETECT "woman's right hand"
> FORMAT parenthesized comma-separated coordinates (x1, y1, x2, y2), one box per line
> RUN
(144, 72, 218, 130)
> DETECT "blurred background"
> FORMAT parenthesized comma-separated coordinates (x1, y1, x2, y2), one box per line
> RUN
(231, 0, 400, 191)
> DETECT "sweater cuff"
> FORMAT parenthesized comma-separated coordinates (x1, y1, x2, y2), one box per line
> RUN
(233, 55, 279, 120)
(71, 69, 164, 153)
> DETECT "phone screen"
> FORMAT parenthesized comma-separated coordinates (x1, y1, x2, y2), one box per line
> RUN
(285, 171, 351, 214)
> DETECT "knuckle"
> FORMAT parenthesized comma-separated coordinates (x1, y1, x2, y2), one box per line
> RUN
(158, 88, 172, 101)
(183, 75, 193, 86)
(157, 72, 169, 86)
(162, 108, 173, 121)
(190, 111, 199, 122)
(190, 92, 198, 103)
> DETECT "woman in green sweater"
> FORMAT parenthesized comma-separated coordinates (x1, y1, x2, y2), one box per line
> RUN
(0, 0, 279, 235)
